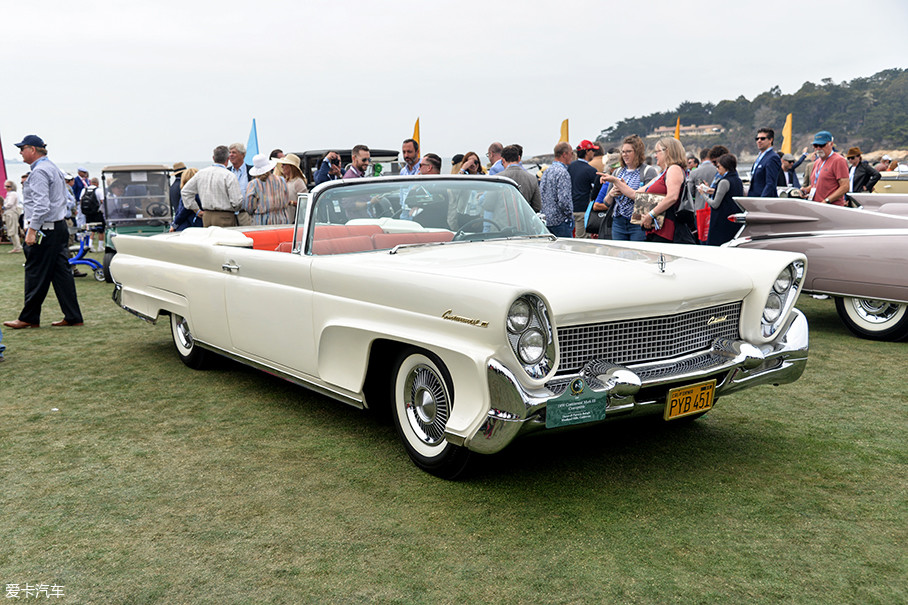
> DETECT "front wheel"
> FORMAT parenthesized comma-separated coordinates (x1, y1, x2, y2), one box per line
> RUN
(834, 297, 908, 341)
(103, 250, 115, 283)
(391, 349, 471, 479)
(171, 313, 211, 369)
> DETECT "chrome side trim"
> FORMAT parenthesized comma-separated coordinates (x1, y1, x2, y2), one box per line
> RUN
(111, 283, 158, 324)
(191, 340, 365, 410)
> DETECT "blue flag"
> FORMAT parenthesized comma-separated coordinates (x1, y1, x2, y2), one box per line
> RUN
(245, 119, 259, 165)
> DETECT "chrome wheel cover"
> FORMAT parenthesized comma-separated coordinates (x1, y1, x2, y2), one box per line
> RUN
(851, 299, 902, 325)
(175, 316, 194, 350)
(403, 364, 449, 446)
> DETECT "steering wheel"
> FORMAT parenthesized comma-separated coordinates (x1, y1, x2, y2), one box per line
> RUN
(454, 217, 502, 240)
(367, 194, 395, 218)
(146, 202, 170, 217)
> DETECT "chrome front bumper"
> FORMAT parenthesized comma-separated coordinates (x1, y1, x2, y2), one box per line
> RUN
(451, 309, 809, 455)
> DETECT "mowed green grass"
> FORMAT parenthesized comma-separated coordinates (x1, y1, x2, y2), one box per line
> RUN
(0, 249, 905, 604)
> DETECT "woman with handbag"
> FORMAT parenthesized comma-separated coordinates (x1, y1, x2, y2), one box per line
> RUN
(601, 137, 694, 244)
(593, 135, 656, 241)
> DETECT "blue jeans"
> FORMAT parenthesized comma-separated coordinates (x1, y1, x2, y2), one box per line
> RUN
(611, 214, 646, 241)
(548, 220, 573, 238)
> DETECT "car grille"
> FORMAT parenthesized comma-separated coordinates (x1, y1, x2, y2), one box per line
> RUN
(555, 302, 742, 374)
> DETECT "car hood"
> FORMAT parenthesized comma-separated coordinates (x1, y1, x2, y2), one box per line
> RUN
(312, 238, 756, 323)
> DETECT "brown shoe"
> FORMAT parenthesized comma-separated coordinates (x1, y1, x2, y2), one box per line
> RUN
(3, 319, 39, 329)
(51, 319, 84, 327)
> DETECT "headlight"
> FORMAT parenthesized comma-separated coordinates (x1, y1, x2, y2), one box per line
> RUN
(762, 292, 783, 323)
(517, 329, 545, 364)
(506, 294, 555, 379)
(507, 299, 531, 333)
(762, 261, 805, 337)
(773, 265, 793, 293)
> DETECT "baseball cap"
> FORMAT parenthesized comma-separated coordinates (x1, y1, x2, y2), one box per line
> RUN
(811, 131, 833, 146)
(15, 134, 46, 148)
(577, 140, 600, 151)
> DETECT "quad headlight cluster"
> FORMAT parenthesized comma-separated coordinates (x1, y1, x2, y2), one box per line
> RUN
(506, 294, 555, 379)
(762, 261, 805, 337)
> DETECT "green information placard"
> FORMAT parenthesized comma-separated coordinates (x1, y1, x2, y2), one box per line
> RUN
(546, 378, 608, 429)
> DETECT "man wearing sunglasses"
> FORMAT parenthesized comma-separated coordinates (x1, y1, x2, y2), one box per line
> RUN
(747, 128, 781, 197)
(800, 131, 849, 205)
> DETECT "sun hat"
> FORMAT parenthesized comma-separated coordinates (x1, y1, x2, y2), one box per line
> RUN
(812, 131, 833, 146)
(846, 147, 861, 158)
(15, 134, 46, 148)
(172, 161, 188, 175)
(275, 153, 304, 179)
(248, 154, 276, 177)
(882, 154, 892, 161)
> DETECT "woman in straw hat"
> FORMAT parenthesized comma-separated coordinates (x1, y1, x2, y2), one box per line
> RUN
(243, 154, 292, 225)
(275, 153, 308, 221)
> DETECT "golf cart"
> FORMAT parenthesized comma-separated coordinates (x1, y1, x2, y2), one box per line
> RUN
(100, 164, 173, 281)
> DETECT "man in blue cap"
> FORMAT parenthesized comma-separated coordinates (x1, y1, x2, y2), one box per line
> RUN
(800, 130, 849, 206)
(3, 135, 84, 329)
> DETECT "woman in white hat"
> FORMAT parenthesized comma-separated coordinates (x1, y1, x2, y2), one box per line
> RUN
(243, 154, 292, 225)
(275, 153, 308, 221)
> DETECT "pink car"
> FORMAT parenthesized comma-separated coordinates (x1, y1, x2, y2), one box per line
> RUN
(727, 195, 908, 341)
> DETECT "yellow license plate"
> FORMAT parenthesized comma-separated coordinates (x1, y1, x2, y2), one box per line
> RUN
(664, 380, 716, 420)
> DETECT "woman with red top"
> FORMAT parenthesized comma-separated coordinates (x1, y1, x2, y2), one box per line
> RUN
(601, 137, 694, 243)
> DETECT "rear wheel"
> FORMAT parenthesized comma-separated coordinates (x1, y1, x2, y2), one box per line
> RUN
(391, 349, 471, 479)
(171, 314, 210, 369)
(834, 296, 908, 341)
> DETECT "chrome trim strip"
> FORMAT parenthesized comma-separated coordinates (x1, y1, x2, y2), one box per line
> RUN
(191, 340, 365, 410)
(111, 283, 158, 324)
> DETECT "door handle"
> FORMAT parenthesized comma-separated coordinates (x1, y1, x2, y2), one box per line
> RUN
(221, 261, 240, 273)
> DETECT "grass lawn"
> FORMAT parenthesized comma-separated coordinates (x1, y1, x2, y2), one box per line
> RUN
(0, 248, 905, 604)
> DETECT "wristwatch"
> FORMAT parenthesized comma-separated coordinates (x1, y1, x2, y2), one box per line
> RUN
(823, 197, 829, 203)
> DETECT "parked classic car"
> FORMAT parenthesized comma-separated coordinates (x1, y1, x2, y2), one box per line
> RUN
(111, 175, 809, 478)
(727, 196, 908, 341)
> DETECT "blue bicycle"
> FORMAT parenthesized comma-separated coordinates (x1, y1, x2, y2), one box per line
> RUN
(68, 224, 106, 282)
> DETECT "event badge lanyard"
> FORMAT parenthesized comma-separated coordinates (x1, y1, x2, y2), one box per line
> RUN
(808, 157, 828, 201)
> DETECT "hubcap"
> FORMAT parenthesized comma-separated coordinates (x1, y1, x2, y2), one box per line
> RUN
(853, 299, 901, 324)
(403, 364, 449, 446)
(175, 317, 193, 349)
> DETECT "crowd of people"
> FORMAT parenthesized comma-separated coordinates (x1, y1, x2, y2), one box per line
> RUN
(534, 127, 892, 247)
(0, 127, 900, 361)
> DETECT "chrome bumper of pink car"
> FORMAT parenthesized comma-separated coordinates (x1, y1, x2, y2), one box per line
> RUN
(452, 309, 809, 455)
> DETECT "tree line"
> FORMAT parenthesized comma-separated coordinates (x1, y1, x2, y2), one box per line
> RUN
(597, 68, 908, 157)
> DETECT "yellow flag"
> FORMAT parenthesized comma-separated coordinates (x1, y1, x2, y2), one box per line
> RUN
(674, 117, 681, 140)
(559, 119, 569, 144)
(412, 117, 420, 147)
(781, 113, 792, 155)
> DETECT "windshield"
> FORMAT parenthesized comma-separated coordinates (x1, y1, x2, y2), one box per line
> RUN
(303, 177, 549, 255)
(102, 170, 171, 224)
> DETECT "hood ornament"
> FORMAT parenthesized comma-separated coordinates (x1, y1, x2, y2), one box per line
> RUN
(657, 252, 666, 273)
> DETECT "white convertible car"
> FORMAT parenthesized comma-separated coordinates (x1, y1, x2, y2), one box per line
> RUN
(112, 175, 809, 478)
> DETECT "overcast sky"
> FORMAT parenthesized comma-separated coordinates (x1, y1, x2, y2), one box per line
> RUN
(2, 0, 907, 164)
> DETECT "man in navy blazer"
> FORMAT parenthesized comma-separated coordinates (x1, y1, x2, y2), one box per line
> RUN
(747, 128, 781, 197)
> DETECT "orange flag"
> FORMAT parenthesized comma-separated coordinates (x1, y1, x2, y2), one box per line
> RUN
(674, 117, 681, 140)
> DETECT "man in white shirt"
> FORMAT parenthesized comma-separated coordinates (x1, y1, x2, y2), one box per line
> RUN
(181, 145, 243, 227)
